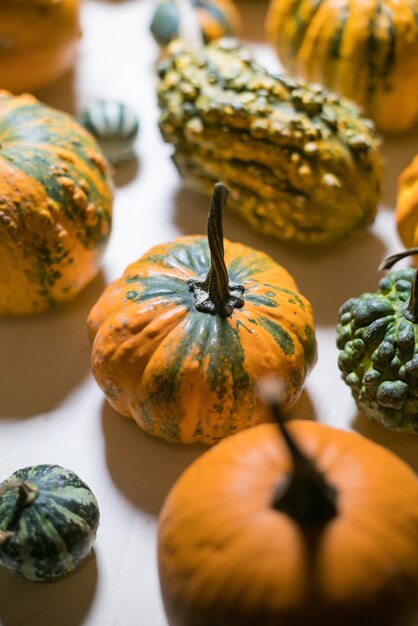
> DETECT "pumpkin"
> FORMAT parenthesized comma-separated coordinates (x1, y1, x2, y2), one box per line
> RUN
(396, 155, 418, 250)
(0, 464, 100, 582)
(0, 90, 113, 316)
(336, 248, 418, 433)
(79, 100, 140, 165)
(157, 38, 383, 246)
(267, 0, 418, 135)
(0, 0, 81, 94)
(150, 0, 240, 48)
(158, 396, 418, 626)
(87, 183, 317, 444)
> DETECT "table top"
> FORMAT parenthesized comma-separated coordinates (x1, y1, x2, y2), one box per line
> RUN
(1, 1, 418, 625)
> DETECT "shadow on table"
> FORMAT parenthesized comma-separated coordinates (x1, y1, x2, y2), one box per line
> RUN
(0, 272, 106, 420)
(381, 126, 418, 208)
(173, 186, 387, 327)
(287, 389, 317, 422)
(102, 401, 206, 516)
(113, 156, 140, 188)
(36, 68, 77, 115)
(352, 411, 418, 474)
(0, 551, 98, 626)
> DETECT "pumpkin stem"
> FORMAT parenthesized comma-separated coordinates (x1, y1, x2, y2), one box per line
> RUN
(379, 248, 418, 323)
(258, 377, 337, 525)
(188, 182, 245, 316)
(0, 478, 39, 507)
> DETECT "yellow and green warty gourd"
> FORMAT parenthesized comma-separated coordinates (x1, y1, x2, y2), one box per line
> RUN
(267, 0, 418, 135)
(0, 91, 113, 315)
(157, 38, 383, 246)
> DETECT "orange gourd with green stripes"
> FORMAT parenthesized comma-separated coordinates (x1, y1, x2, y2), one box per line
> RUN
(267, 0, 418, 134)
(87, 184, 317, 444)
(0, 91, 113, 315)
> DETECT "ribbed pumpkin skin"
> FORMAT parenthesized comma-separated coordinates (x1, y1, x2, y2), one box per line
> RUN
(158, 422, 418, 626)
(88, 237, 317, 444)
(267, 0, 418, 134)
(0, 465, 99, 582)
(397, 155, 418, 249)
(0, 91, 113, 315)
(0, 0, 80, 94)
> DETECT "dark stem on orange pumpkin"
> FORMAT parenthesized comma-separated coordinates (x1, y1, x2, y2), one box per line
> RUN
(188, 182, 245, 316)
(379, 247, 418, 323)
(268, 402, 337, 526)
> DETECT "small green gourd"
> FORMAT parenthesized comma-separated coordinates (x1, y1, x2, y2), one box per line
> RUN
(80, 100, 139, 164)
(0, 465, 100, 581)
(337, 248, 418, 433)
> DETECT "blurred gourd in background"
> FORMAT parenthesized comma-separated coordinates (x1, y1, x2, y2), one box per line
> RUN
(150, 0, 241, 47)
(267, 0, 418, 135)
(0, 0, 81, 94)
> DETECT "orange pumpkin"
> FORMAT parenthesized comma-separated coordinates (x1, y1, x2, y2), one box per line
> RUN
(158, 410, 418, 626)
(88, 184, 317, 444)
(0, 0, 81, 94)
(396, 155, 418, 250)
(0, 91, 113, 315)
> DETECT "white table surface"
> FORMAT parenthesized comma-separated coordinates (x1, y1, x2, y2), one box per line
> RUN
(1, 1, 418, 624)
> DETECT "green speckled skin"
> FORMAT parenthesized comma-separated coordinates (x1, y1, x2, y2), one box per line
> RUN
(337, 269, 418, 432)
(88, 236, 317, 444)
(0, 465, 99, 581)
(0, 91, 113, 315)
(157, 38, 383, 246)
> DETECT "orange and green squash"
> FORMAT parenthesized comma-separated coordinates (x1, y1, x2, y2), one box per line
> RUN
(0, 91, 113, 315)
(88, 183, 317, 444)
(158, 399, 418, 625)
(267, 0, 418, 135)
(150, 0, 240, 47)
(0, 0, 81, 94)
(397, 155, 418, 250)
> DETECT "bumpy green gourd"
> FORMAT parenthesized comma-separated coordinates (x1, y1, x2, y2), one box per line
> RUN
(157, 38, 383, 246)
(337, 249, 418, 433)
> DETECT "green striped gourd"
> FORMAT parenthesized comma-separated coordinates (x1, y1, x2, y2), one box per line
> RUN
(0, 465, 100, 581)
(80, 100, 139, 165)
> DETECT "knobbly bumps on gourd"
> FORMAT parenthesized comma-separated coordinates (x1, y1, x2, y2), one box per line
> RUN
(337, 253, 418, 433)
(0, 91, 113, 315)
(157, 38, 383, 246)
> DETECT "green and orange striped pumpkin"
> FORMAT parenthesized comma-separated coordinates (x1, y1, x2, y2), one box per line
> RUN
(0, 90, 113, 315)
(87, 184, 317, 444)
(267, 0, 418, 134)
